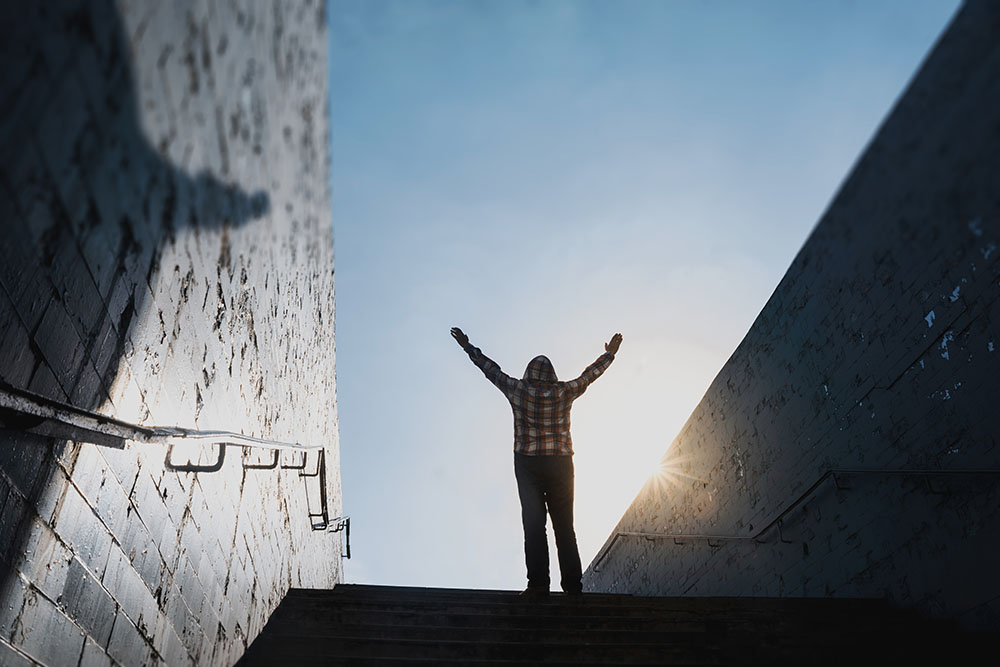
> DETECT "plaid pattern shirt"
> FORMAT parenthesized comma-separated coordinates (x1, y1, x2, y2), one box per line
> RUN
(463, 344, 615, 456)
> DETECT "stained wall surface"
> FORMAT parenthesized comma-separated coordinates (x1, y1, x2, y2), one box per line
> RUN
(585, 0, 1000, 629)
(0, 1, 341, 665)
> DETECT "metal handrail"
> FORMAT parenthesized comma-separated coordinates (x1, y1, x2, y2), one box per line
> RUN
(0, 380, 318, 452)
(1, 381, 350, 548)
(591, 468, 1000, 572)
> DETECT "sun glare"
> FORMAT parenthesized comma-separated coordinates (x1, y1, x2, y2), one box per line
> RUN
(645, 449, 704, 497)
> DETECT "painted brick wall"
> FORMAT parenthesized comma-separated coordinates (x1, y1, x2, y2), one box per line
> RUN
(0, 1, 340, 665)
(584, 0, 1000, 629)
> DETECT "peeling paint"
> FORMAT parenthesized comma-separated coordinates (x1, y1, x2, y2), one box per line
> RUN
(939, 331, 954, 360)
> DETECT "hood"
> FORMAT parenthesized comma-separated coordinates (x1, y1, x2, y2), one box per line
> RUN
(523, 355, 558, 383)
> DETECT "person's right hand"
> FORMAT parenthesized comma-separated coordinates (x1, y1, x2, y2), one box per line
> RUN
(451, 327, 470, 348)
(605, 333, 623, 355)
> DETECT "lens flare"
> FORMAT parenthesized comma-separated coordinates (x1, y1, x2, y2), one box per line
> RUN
(644, 449, 704, 496)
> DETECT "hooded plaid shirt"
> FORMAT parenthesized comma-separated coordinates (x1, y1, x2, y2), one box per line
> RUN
(462, 345, 615, 456)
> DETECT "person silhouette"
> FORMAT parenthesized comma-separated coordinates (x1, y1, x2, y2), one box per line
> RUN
(451, 327, 622, 595)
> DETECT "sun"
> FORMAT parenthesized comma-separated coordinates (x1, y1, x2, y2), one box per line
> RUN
(644, 448, 704, 497)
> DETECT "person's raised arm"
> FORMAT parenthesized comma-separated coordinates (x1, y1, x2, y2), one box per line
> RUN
(451, 327, 518, 394)
(566, 332, 622, 398)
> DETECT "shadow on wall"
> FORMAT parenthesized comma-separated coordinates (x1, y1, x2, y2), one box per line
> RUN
(0, 0, 268, 607)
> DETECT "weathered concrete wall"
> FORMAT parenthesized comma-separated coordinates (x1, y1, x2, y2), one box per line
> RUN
(0, 1, 340, 665)
(585, 0, 1000, 629)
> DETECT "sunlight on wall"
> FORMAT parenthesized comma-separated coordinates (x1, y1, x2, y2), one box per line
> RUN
(573, 334, 725, 562)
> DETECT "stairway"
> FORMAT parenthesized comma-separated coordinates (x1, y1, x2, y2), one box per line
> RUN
(237, 584, 970, 665)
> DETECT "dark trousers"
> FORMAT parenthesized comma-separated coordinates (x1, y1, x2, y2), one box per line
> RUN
(513, 453, 582, 593)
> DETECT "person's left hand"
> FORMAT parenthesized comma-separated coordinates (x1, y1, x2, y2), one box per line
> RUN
(451, 327, 470, 348)
(605, 332, 623, 355)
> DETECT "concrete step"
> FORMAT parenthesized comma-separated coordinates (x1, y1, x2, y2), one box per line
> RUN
(261, 606, 713, 632)
(258, 620, 710, 644)
(260, 605, 926, 638)
(285, 591, 901, 621)
(304, 584, 901, 612)
(238, 584, 968, 666)
(241, 635, 725, 664)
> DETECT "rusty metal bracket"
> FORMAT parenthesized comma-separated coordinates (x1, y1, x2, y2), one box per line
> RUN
(242, 449, 280, 470)
(326, 516, 351, 559)
(777, 518, 793, 544)
(166, 443, 226, 472)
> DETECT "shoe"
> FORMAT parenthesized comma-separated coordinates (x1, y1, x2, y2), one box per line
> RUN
(564, 589, 583, 596)
(519, 586, 549, 597)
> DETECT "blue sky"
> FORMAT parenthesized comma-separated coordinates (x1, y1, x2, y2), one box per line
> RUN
(328, 0, 959, 589)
